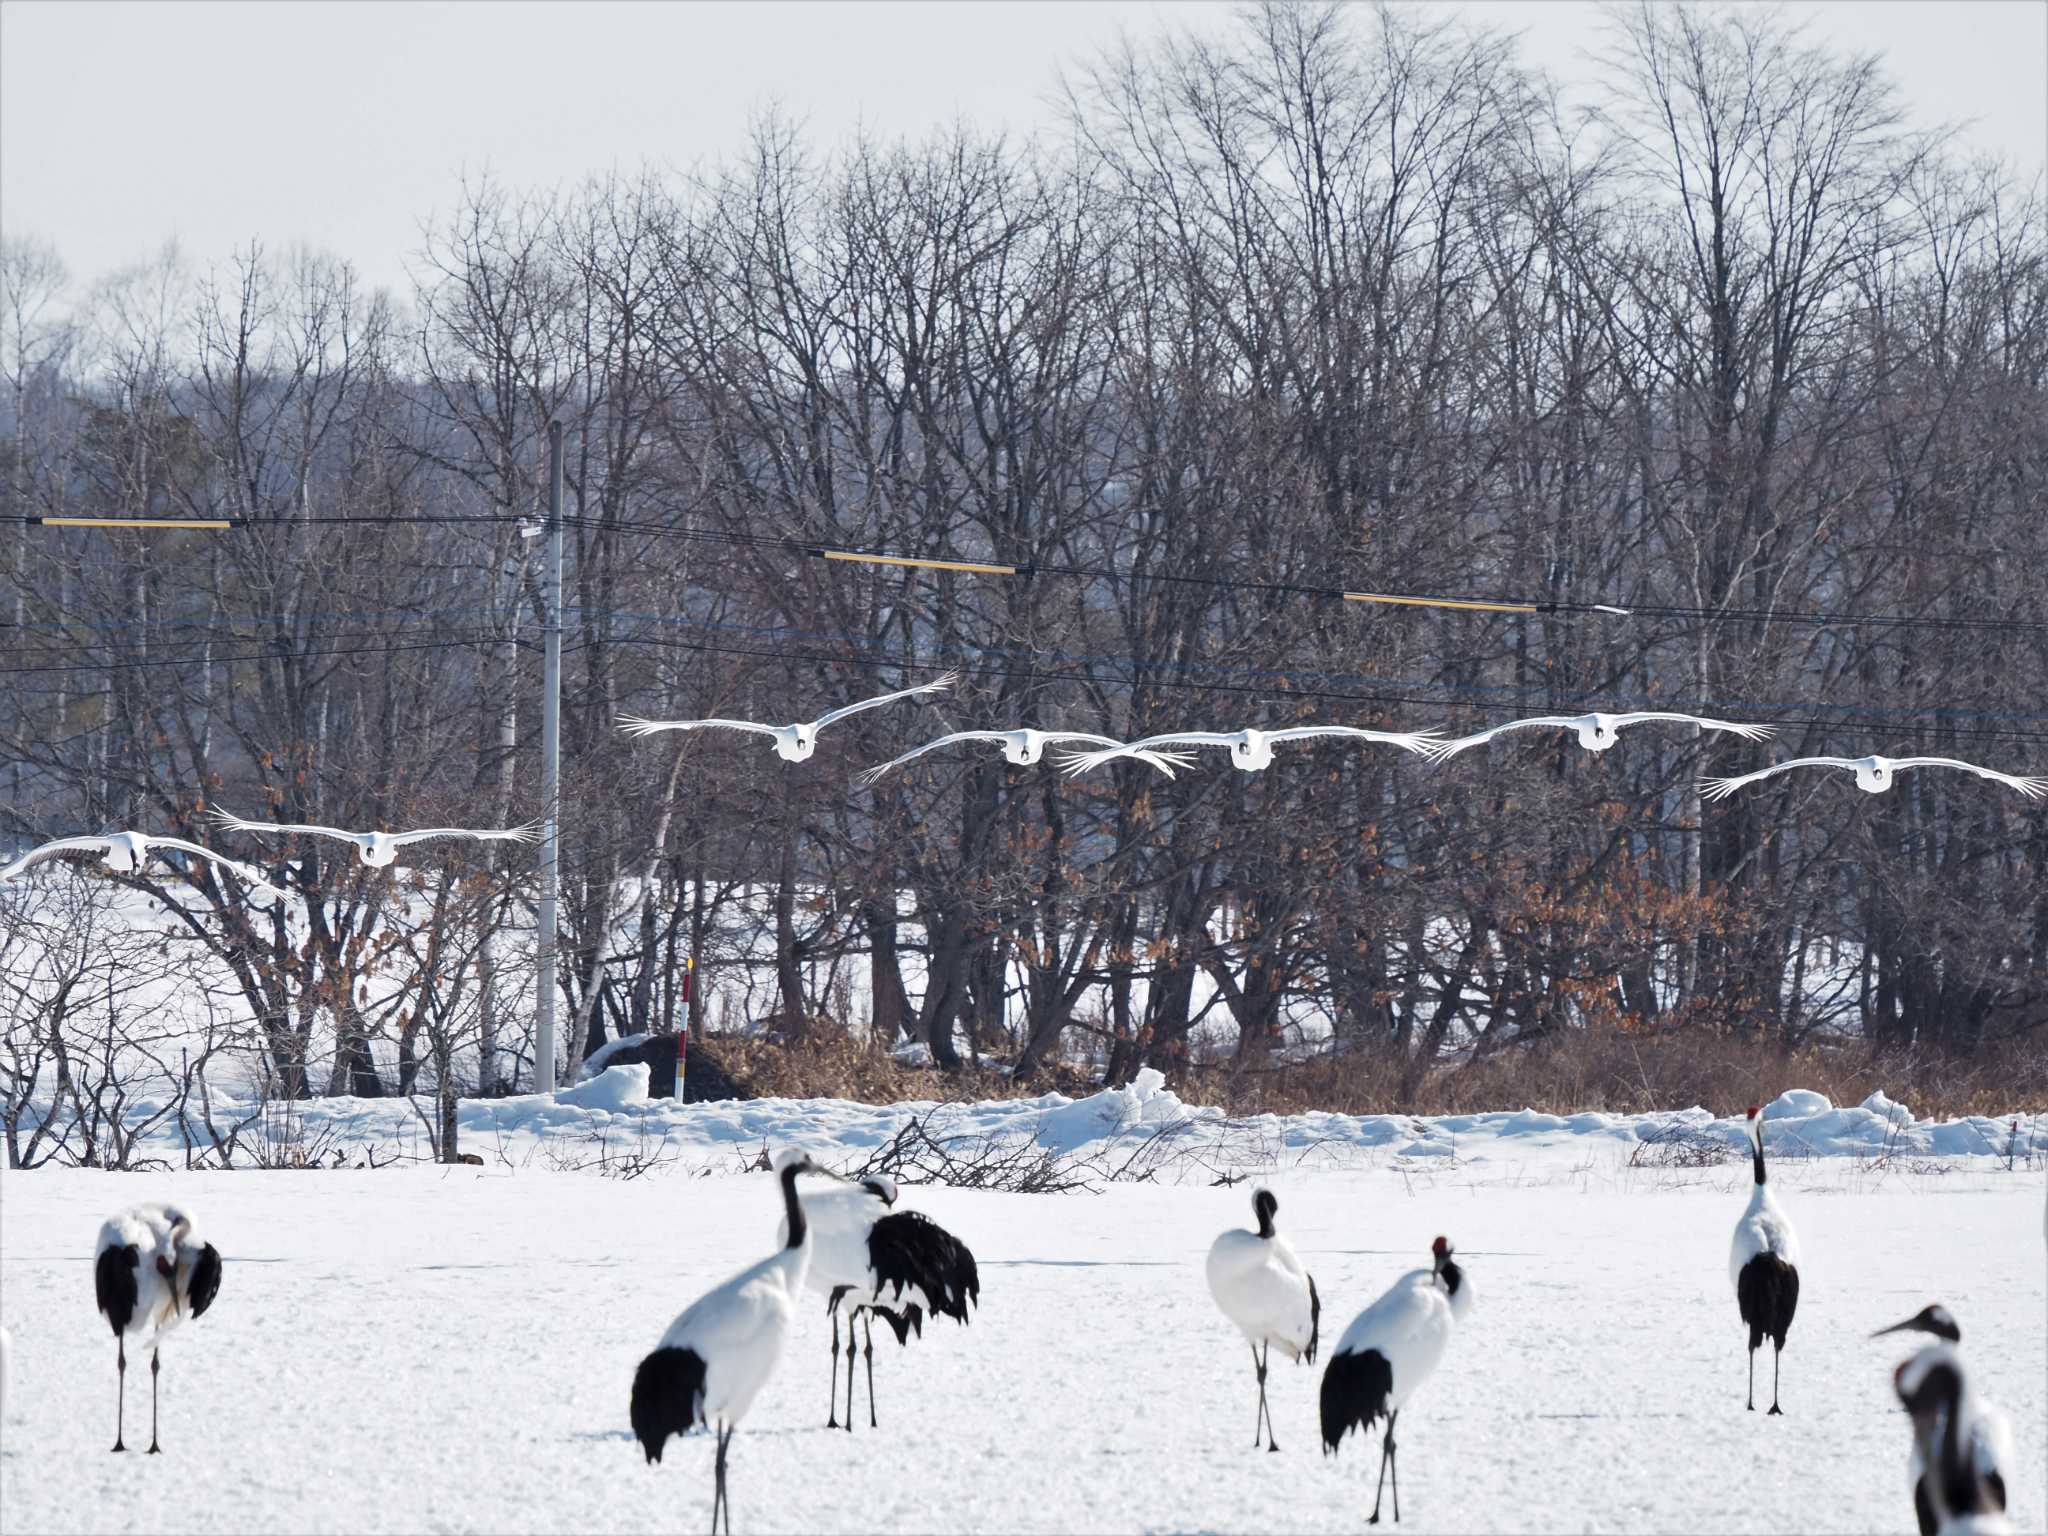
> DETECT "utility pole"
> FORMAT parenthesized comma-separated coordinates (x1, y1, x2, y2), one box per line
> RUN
(536, 421, 564, 1094)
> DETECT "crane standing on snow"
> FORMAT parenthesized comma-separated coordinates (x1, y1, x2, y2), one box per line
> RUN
(775, 1158, 979, 1432)
(1206, 1188, 1320, 1452)
(1730, 1104, 1801, 1414)
(94, 1204, 223, 1453)
(1320, 1235, 1473, 1524)
(631, 1149, 833, 1535)
(1874, 1306, 2013, 1536)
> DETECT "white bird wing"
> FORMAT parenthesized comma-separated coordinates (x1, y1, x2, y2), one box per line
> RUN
(1884, 758, 2048, 798)
(141, 837, 273, 884)
(616, 715, 782, 740)
(811, 671, 960, 732)
(0, 836, 114, 880)
(390, 823, 542, 847)
(1697, 757, 1863, 801)
(209, 810, 359, 843)
(856, 731, 1010, 785)
(1058, 733, 1242, 775)
(1425, 716, 1590, 760)
(1608, 711, 1776, 741)
(1265, 726, 1444, 755)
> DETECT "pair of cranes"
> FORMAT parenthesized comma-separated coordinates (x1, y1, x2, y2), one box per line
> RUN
(1208, 1104, 2018, 1534)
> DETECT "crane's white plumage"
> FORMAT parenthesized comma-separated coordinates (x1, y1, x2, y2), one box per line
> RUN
(858, 730, 1194, 784)
(1893, 1346, 2015, 1536)
(94, 1202, 222, 1453)
(631, 1151, 836, 1534)
(618, 673, 958, 762)
(1320, 1236, 1472, 1524)
(1207, 1189, 1320, 1452)
(211, 809, 540, 867)
(1429, 711, 1774, 760)
(1700, 754, 2047, 801)
(1731, 1105, 1801, 1414)
(1059, 725, 1440, 775)
(1875, 1308, 2014, 1536)
(1, 831, 278, 898)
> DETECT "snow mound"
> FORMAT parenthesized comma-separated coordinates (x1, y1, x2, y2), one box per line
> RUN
(555, 1064, 649, 1110)
(580, 1033, 651, 1079)
(1032, 1067, 1204, 1152)
(1763, 1088, 1832, 1119)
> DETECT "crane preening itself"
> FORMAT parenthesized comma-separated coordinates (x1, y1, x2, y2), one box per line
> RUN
(631, 1150, 834, 1535)
(1320, 1236, 1473, 1524)
(774, 1158, 980, 1432)
(94, 1204, 223, 1454)
(1875, 1306, 2013, 1536)
(1206, 1189, 1320, 1451)
(1730, 1105, 1801, 1414)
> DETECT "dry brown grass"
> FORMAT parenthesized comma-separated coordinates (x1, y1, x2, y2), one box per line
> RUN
(693, 1024, 2048, 1124)
(1193, 1029, 2048, 1120)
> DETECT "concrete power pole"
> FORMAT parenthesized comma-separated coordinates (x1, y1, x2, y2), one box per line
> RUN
(536, 420, 564, 1094)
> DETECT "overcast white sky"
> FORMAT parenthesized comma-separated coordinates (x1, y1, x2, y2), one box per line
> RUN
(2, 0, 2043, 302)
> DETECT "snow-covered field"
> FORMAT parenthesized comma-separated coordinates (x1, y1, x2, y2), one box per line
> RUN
(1, 1086, 2043, 1535)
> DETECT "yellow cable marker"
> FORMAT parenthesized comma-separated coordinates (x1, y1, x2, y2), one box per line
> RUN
(1343, 590, 1538, 614)
(39, 517, 234, 530)
(819, 550, 1018, 576)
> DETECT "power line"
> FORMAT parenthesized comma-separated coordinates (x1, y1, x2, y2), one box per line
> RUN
(22, 505, 2047, 635)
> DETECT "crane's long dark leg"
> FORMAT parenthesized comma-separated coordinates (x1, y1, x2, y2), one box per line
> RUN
(1368, 1415, 1393, 1524)
(111, 1337, 127, 1452)
(1250, 1342, 1264, 1447)
(708, 1422, 728, 1536)
(146, 1347, 162, 1453)
(842, 1313, 857, 1433)
(1768, 1346, 1783, 1415)
(863, 1310, 878, 1429)
(1253, 1343, 1269, 1458)
(827, 1295, 843, 1428)
(1746, 1346, 1755, 1411)
(1388, 1411, 1400, 1523)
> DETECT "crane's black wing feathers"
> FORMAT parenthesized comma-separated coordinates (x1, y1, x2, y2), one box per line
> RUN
(867, 1210, 979, 1324)
(95, 1243, 139, 1335)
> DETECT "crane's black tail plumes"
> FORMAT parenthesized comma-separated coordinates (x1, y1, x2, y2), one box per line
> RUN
(868, 1302, 925, 1346)
(1305, 1274, 1322, 1366)
(1320, 1348, 1393, 1454)
(868, 1211, 979, 1324)
(631, 1347, 708, 1464)
(1736, 1255, 1801, 1351)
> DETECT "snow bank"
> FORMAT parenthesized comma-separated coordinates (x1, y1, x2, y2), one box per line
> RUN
(553, 1064, 649, 1110)
(8, 1061, 2035, 1176)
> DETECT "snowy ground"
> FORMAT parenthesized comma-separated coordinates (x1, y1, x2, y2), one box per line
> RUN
(1, 1092, 2043, 1535)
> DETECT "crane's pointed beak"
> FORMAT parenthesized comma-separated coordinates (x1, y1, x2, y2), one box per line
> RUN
(1871, 1316, 1922, 1339)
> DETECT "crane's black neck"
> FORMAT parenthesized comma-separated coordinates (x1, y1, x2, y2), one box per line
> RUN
(1928, 1364, 1977, 1515)
(1437, 1254, 1463, 1296)
(1253, 1190, 1277, 1240)
(780, 1163, 807, 1251)
(1751, 1126, 1767, 1186)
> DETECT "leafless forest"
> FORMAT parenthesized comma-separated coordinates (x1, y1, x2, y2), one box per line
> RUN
(4, 3, 2044, 1121)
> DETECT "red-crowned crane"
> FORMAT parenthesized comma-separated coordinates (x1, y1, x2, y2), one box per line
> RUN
(94, 1204, 223, 1453)
(1320, 1236, 1473, 1524)
(1206, 1188, 1320, 1451)
(1875, 1306, 2013, 1536)
(775, 1160, 979, 1432)
(1893, 1346, 2015, 1536)
(1730, 1104, 1800, 1414)
(631, 1150, 833, 1535)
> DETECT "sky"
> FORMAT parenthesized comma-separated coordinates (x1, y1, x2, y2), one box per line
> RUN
(1, 0, 2043, 303)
